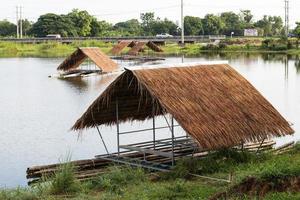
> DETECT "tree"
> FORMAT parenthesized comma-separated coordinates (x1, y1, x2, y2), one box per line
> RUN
(67, 9, 94, 36)
(202, 14, 224, 35)
(240, 10, 253, 24)
(294, 22, 300, 48)
(151, 18, 178, 35)
(30, 13, 77, 37)
(114, 19, 142, 36)
(90, 20, 114, 36)
(20, 19, 33, 36)
(0, 20, 16, 37)
(140, 12, 155, 35)
(184, 16, 203, 35)
(220, 12, 243, 36)
(254, 15, 283, 36)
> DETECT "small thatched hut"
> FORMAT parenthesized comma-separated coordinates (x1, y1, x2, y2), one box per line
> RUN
(72, 63, 294, 150)
(110, 40, 163, 56)
(110, 40, 136, 55)
(57, 47, 118, 72)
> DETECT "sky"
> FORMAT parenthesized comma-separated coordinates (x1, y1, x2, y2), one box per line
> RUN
(1, 0, 300, 28)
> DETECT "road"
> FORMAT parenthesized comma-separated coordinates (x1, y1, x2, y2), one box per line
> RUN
(0, 35, 226, 44)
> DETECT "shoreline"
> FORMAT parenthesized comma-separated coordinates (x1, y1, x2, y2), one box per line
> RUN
(0, 41, 299, 58)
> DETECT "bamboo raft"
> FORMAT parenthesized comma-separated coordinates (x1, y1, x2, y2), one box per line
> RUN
(26, 139, 295, 185)
(48, 69, 103, 79)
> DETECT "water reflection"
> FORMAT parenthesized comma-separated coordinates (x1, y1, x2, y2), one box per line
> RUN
(295, 55, 300, 73)
(59, 77, 89, 92)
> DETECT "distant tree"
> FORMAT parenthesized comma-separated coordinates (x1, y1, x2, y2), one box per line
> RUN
(0, 20, 16, 36)
(202, 14, 224, 35)
(67, 9, 94, 36)
(30, 13, 77, 37)
(20, 19, 33, 36)
(240, 10, 253, 24)
(90, 20, 114, 36)
(271, 16, 284, 35)
(254, 15, 283, 36)
(220, 12, 244, 36)
(294, 22, 300, 48)
(151, 18, 178, 35)
(184, 16, 203, 35)
(295, 22, 300, 37)
(114, 19, 142, 36)
(140, 12, 155, 35)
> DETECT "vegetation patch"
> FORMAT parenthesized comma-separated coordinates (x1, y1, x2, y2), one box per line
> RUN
(1, 143, 300, 199)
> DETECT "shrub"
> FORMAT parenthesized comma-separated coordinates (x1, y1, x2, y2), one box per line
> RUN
(258, 161, 300, 181)
(89, 166, 146, 194)
(218, 42, 227, 49)
(164, 148, 258, 180)
(0, 188, 39, 200)
(48, 162, 80, 195)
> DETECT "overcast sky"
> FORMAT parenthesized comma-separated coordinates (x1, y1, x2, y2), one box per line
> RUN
(1, 0, 299, 27)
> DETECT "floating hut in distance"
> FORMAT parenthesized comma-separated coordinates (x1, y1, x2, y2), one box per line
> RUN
(110, 40, 164, 60)
(55, 47, 118, 78)
(72, 62, 294, 171)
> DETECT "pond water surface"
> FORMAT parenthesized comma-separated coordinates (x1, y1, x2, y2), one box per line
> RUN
(0, 53, 299, 187)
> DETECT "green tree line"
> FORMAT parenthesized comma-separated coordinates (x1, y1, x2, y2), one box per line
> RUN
(0, 9, 299, 38)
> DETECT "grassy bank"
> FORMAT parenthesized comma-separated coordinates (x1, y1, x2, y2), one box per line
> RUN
(0, 41, 113, 58)
(0, 38, 300, 58)
(1, 143, 299, 200)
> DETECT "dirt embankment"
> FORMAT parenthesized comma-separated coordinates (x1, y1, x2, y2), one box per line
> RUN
(209, 176, 300, 200)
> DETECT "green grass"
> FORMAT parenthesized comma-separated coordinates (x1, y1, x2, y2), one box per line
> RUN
(1, 38, 300, 58)
(0, 41, 113, 58)
(0, 143, 300, 200)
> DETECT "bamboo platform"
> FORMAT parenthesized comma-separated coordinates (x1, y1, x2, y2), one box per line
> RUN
(26, 138, 295, 185)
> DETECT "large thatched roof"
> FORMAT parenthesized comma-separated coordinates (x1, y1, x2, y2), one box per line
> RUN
(57, 47, 118, 72)
(72, 63, 294, 149)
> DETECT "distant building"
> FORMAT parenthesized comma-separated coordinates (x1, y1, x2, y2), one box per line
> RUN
(244, 29, 258, 37)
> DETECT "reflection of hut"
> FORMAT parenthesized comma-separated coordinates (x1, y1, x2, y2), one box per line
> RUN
(57, 47, 118, 78)
(110, 40, 163, 56)
(72, 62, 294, 170)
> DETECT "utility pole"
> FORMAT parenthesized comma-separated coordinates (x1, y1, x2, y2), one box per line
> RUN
(181, 0, 184, 45)
(20, 6, 23, 38)
(284, 0, 289, 37)
(16, 6, 19, 39)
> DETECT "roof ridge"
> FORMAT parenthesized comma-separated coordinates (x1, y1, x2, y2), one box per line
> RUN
(125, 61, 229, 71)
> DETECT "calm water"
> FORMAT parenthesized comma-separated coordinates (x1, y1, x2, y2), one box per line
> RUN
(0, 53, 300, 188)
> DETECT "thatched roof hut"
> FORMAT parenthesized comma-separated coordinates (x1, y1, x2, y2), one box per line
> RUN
(72, 63, 294, 149)
(110, 41, 136, 55)
(57, 47, 118, 72)
(110, 40, 163, 56)
(128, 41, 163, 55)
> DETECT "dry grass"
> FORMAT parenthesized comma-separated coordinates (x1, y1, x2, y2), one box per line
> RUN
(57, 47, 118, 72)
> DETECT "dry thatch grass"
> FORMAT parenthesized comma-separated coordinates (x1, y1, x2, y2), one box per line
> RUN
(110, 41, 137, 55)
(57, 47, 118, 72)
(127, 41, 163, 55)
(72, 64, 294, 149)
